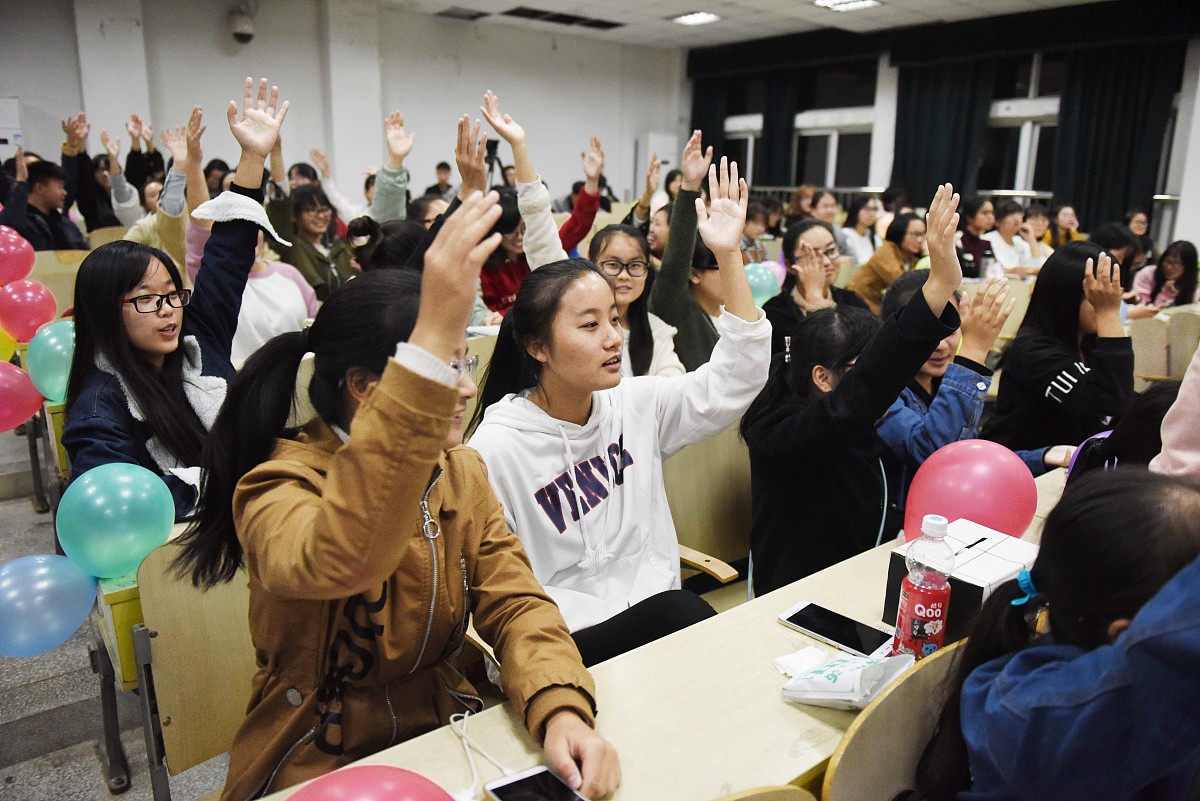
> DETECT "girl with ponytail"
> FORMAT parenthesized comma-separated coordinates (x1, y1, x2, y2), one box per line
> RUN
(63, 78, 289, 520)
(173, 190, 619, 801)
(468, 158, 771, 666)
(916, 468, 1200, 800)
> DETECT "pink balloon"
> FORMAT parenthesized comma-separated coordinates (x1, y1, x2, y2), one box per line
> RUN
(290, 766, 454, 801)
(0, 362, 45, 432)
(766, 259, 787, 289)
(0, 226, 35, 285)
(0, 280, 56, 342)
(904, 439, 1037, 541)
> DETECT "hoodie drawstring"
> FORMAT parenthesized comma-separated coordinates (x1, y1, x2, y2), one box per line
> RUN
(556, 424, 614, 572)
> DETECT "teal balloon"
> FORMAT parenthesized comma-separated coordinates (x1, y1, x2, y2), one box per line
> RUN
(745, 262, 778, 308)
(25, 320, 74, 403)
(0, 554, 97, 657)
(57, 463, 174, 578)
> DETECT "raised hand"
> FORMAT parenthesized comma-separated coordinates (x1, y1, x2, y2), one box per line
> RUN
(412, 190, 504, 361)
(99, 130, 121, 164)
(226, 77, 289, 159)
(185, 106, 205, 168)
(959, 277, 1014, 363)
(581, 136, 604, 182)
(160, 125, 188, 165)
(126, 114, 144, 151)
(455, 114, 487, 197)
(644, 152, 661, 198)
(62, 113, 89, 151)
(922, 183, 962, 315)
(309, 148, 331, 180)
(383, 110, 415, 169)
(679, 130, 713, 192)
(15, 146, 27, 184)
(479, 90, 525, 147)
(695, 157, 747, 255)
(1083, 252, 1124, 340)
(142, 122, 156, 151)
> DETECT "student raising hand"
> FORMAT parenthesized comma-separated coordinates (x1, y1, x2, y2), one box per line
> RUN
(958, 277, 1014, 364)
(696, 157, 757, 322)
(1084, 251, 1125, 339)
(411, 190, 502, 361)
(923, 183, 963, 316)
(679, 130, 713, 192)
(227, 77, 289, 188)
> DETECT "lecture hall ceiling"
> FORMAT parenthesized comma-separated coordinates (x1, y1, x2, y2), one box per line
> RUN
(385, 0, 1113, 48)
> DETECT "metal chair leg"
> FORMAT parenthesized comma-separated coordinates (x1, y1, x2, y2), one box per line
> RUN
(134, 623, 173, 801)
(88, 631, 131, 795)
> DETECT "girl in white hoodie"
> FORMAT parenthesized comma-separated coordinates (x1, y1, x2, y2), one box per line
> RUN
(469, 155, 772, 666)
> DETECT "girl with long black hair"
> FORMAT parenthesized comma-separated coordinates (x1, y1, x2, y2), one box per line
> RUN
(1128, 239, 1199, 319)
(173, 191, 619, 801)
(468, 158, 770, 666)
(743, 185, 963, 596)
(982, 241, 1134, 451)
(587, 224, 684, 377)
(915, 468, 1200, 801)
(63, 77, 290, 520)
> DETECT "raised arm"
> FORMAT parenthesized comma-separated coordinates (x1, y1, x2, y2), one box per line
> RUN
(101, 131, 143, 228)
(648, 130, 710, 323)
(556, 136, 603, 254)
(695, 157, 756, 322)
(630, 152, 661, 226)
(368, 110, 413, 223)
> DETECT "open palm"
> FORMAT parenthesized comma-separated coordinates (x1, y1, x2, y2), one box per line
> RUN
(680, 130, 713, 190)
(226, 77, 288, 158)
(480, 91, 525, 146)
(696, 158, 747, 253)
(384, 111, 415, 161)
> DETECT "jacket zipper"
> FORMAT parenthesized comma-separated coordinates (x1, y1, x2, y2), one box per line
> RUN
(383, 682, 398, 747)
(410, 468, 443, 673)
(459, 555, 470, 640)
(253, 724, 316, 800)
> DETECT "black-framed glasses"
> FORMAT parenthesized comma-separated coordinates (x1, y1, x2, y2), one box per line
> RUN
(450, 354, 479, 379)
(302, 206, 333, 217)
(793, 245, 840, 263)
(122, 289, 191, 314)
(598, 259, 649, 277)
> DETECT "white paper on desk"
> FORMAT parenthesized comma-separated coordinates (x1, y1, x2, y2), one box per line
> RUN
(773, 646, 827, 678)
(467, 325, 501, 337)
(781, 654, 914, 711)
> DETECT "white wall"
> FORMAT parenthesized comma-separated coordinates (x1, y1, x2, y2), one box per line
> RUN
(0, 0, 84, 162)
(379, 8, 688, 201)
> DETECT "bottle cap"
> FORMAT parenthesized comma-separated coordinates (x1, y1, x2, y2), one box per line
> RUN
(921, 514, 949, 538)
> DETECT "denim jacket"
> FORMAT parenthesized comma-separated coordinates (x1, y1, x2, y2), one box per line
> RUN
(877, 360, 1048, 511)
(959, 552, 1200, 800)
(62, 185, 262, 519)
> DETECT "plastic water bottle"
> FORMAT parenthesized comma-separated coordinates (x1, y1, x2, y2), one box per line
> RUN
(892, 514, 955, 659)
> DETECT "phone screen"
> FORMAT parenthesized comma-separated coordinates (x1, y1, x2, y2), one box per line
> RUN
(487, 770, 585, 801)
(784, 603, 892, 656)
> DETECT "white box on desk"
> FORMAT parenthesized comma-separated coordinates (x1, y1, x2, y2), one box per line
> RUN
(882, 519, 1039, 642)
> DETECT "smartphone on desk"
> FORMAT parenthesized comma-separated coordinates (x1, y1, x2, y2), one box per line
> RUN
(485, 766, 590, 801)
(778, 600, 893, 658)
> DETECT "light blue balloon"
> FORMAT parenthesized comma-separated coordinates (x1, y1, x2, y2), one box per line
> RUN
(745, 262, 778, 308)
(57, 463, 174, 579)
(0, 554, 97, 658)
(25, 320, 74, 403)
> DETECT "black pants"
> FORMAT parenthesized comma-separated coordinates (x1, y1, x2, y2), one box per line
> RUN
(571, 589, 716, 667)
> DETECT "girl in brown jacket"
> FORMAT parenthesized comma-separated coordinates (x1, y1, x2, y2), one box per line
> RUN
(174, 88, 618, 800)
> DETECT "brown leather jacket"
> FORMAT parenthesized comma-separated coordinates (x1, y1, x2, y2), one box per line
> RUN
(848, 240, 912, 315)
(220, 361, 596, 800)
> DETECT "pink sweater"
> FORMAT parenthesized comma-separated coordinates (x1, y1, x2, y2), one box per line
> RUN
(1132, 264, 1200, 308)
(1150, 343, 1200, 485)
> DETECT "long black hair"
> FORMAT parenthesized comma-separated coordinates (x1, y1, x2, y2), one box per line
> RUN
(1046, 204, 1079, 248)
(1011, 240, 1108, 357)
(844, 195, 880, 241)
(346, 216, 426, 270)
(469, 259, 604, 434)
(885, 212, 921, 248)
(1150, 240, 1198, 308)
(173, 269, 422, 587)
(1068, 380, 1182, 480)
(589, 225, 655, 377)
(780, 218, 836, 293)
(66, 241, 207, 468)
(915, 468, 1200, 800)
(741, 306, 881, 439)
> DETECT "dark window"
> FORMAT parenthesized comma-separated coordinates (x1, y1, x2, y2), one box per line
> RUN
(992, 56, 1034, 100)
(727, 79, 766, 116)
(795, 134, 829, 186)
(796, 60, 877, 110)
(976, 126, 1020, 190)
(1037, 51, 1066, 97)
(724, 137, 754, 185)
(835, 133, 871, 187)
(1032, 125, 1056, 192)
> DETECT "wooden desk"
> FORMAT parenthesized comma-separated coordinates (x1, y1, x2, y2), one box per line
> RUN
(261, 546, 895, 801)
(1022, 467, 1066, 545)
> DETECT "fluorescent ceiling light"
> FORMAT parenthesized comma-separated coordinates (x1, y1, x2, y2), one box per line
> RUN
(672, 11, 720, 25)
(814, 0, 881, 11)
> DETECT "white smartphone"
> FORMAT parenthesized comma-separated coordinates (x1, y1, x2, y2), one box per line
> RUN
(484, 765, 590, 801)
(778, 600, 893, 658)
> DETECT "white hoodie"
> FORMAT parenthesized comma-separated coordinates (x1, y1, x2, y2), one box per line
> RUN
(469, 309, 771, 632)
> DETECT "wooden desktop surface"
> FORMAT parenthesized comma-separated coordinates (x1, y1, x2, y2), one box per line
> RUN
(259, 470, 1066, 801)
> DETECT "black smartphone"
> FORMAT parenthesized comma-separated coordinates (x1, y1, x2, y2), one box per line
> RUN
(778, 600, 893, 658)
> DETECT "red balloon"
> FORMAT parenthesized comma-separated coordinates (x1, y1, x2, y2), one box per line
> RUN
(0, 280, 56, 342)
(0, 362, 45, 432)
(290, 766, 453, 801)
(0, 226, 35, 285)
(904, 439, 1037, 541)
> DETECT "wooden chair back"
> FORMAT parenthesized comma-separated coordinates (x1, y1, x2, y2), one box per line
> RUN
(1131, 303, 1200, 387)
(88, 225, 127, 248)
(663, 424, 752, 564)
(713, 787, 816, 801)
(136, 542, 256, 775)
(822, 641, 963, 801)
(32, 249, 89, 317)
